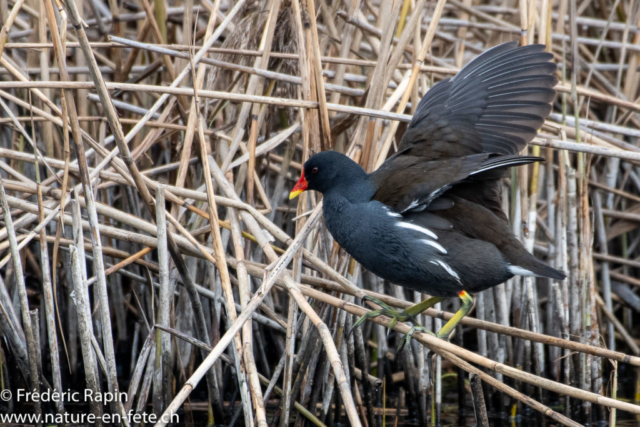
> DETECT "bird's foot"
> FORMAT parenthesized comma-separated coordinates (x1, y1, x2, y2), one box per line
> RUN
(350, 295, 415, 336)
(398, 325, 437, 351)
(398, 323, 458, 351)
(436, 329, 454, 341)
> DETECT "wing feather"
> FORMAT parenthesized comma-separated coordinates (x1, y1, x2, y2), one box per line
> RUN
(396, 43, 557, 158)
(372, 42, 555, 219)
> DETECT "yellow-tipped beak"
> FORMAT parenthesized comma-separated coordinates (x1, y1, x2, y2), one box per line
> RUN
(289, 189, 304, 200)
(289, 171, 308, 199)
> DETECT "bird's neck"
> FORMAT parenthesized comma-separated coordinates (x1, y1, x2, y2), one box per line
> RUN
(325, 176, 375, 204)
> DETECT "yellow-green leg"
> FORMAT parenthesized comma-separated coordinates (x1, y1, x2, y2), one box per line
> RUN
(350, 295, 445, 335)
(436, 290, 474, 339)
(400, 290, 474, 348)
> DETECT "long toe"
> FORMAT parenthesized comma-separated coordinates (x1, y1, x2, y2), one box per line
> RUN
(363, 295, 394, 311)
(386, 308, 414, 330)
(352, 303, 414, 337)
(350, 309, 385, 335)
(399, 325, 436, 351)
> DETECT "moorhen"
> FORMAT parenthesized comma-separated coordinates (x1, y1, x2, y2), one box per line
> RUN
(289, 42, 566, 343)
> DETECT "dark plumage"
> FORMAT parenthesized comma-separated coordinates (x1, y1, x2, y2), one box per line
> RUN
(290, 42, 565, 340)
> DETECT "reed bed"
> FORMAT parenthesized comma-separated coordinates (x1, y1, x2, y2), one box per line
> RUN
(1, 0, 640, 425)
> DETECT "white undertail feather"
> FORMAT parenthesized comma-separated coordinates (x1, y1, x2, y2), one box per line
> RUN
(508, 265, 538, 277)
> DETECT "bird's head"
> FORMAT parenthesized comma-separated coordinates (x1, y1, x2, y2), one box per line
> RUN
(289, 151, 367, 199)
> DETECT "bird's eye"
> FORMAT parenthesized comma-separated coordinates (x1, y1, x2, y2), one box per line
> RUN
(311, 167, 319, 174)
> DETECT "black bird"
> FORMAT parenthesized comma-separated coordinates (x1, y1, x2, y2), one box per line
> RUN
(289, 42, 566, 343)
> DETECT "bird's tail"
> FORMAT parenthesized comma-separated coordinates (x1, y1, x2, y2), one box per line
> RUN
(535, 262, 567, 280)
(510, 258, 566, 280)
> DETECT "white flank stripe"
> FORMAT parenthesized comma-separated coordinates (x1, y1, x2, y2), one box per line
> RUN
(398, 222, 438, 239)
(401, 200, 421, 213)
(421, 239, 447, 254)
(430, 260, 461, 281)
(386, 210, 402, 218)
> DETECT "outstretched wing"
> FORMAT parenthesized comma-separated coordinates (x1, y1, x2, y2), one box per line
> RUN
(371, 42, 556, 217)
(397, 42, 557, 160)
